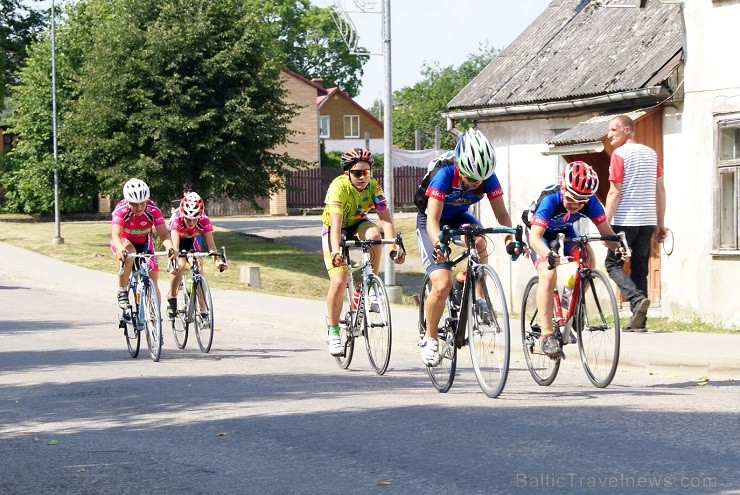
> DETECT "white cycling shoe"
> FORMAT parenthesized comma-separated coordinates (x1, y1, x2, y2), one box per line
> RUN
(420, 338, 442, 367)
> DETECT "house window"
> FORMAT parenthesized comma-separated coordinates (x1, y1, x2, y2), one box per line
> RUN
(3, 133, 16, 153)
(343, 115, 360, 138)
(319, 116, 330, 138)
(716, 119, 740, 250)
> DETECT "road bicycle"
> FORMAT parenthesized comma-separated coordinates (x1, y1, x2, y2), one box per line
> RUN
(520, 232, 631, 388)
(118, 251, 168, 362)
(418, 224, 523, 398)
(170, 247, 227, 353)
(334, 233, 405, 375)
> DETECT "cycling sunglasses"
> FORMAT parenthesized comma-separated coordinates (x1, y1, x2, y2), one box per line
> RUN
(348, 169, 371, 179)
(563, 193, 590, 205)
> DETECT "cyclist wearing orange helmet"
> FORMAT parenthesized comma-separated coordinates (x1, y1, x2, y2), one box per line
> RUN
(321, 147, 405, 356)
(166, 191, 227, 319)
(522, 161, 622, 357)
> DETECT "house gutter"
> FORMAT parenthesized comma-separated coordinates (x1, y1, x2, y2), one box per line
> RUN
(443, 86, 670, 130)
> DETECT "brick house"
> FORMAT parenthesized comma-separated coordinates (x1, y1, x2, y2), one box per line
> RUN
(317, 85, 383, 154)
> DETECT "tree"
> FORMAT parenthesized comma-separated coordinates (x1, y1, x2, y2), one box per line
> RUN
(1, 0, 304, 213)
(392, 45, 499, 151)
(247, 0, 369, 97)
(0, 0, 44, 103)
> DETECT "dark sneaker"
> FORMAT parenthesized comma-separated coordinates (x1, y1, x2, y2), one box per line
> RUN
(167, 297, 177, 318)
(628, 298, 650, 330)
(117, 290, 129, 309)
(475, 298, 493, 325)
(540, 334, 562, 357)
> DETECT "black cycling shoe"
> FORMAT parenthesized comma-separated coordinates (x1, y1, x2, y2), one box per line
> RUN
(117, 290, 129, 310)
(167, 297, 177, 319)
(541, 334, 563, 358)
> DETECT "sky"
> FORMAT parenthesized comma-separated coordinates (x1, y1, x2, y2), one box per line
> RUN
(26, 0, 552, 108)
(313, 0, 552, 108)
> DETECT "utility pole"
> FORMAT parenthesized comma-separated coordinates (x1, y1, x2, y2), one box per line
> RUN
(381, 0, 399, 302)
(51, 0, 63, 245)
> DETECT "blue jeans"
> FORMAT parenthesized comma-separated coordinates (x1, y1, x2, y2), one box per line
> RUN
(605, 225, 654, 312)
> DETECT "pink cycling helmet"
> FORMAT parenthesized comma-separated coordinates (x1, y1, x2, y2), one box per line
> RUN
(180, 192, 204, 220)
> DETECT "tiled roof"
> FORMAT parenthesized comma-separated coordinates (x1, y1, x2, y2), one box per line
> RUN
(448, 0, 683, 110)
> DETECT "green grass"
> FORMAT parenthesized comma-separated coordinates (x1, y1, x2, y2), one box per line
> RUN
(0, 217, 330, 301)
(2, 214, 737, 333)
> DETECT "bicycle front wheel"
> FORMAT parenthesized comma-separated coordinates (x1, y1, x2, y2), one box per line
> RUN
(335, 285, 355, 370)
(171, 280, 189, 349)
(576, 269, 620, 388)
(468, 265, 510, 398)
(123, 286, 140, 358)
(194, 277, 214, 353)
(520, 276, 560, 386)
(364, 275, 392, 375)
(419, 275, 457, 393)
(143, 281, 162, 362)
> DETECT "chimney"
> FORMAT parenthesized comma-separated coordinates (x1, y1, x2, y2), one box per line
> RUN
(311, 77, 324, 88)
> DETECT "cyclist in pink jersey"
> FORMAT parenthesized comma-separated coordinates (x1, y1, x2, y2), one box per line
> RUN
(166, 192, 228, 318)
(111, 178, 175, 309)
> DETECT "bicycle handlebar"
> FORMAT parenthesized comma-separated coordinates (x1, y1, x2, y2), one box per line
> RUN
(117, 250, 171, 275)
(172, 246, 228, 272)
(340, 233, 406, 254)
(550, 231, 632, 266)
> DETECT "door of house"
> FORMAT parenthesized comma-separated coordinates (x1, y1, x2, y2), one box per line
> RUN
(564, 108, 664, 307)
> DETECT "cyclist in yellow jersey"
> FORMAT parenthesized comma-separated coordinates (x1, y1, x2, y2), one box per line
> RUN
(321, 148, 405, 356)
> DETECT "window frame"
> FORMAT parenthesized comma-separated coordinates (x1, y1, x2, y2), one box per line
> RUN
(319, 116, 330, 139)
(714, 115, 740, 253)
(343, 115, 360, 138)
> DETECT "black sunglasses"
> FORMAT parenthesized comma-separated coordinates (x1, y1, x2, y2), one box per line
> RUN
(348, 169, 371, 179)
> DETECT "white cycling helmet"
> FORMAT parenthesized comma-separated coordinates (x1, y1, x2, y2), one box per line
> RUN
(123, 178, 150, 203)
(454, 128, 496, 181)
(180, 192, 204, 220)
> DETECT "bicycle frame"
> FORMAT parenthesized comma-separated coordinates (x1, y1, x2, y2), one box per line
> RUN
(551, 232, 631, 345)
(118, 250, 168, 361)
(421, 224, 521, 398)
(175, 247, 226, 321)
(339, 234, 403, 341)
(441, 225, 522, 345)
(334, 233, 404, 375)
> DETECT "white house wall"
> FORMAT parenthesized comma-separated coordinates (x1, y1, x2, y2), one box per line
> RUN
(322, 138, 384, 155)
(670, 1, 740, 326)
(473, 115, 610, 308)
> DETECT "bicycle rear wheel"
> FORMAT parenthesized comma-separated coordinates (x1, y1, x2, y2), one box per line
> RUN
(419, 275, 457, 393)
(171, 280, 189, 349)
(520, 276, 559, 386)
(194, 277, 214, 353)
(576, 269, 620, 388)
(143, 281, 162, 362)
(123, 286, 140, 358)
(335, 284, 355, 369)
(364, 274, 392, 375)
(468, 265, 510, 398)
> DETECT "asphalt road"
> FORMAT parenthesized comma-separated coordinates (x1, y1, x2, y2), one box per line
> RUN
(1, 267, 738, 495)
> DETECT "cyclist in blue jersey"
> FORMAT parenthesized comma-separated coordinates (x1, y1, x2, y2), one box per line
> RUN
(415, 129, 522, 367)
(523, 161, 623, 357)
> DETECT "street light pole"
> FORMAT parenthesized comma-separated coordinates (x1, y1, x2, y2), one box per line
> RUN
(51, 0, 63, 245)
(381, 0, 398, 301)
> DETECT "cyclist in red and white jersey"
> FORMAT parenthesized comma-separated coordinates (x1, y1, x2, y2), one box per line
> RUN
(166, 192, 228, 318)
(111, 178, 175, 309)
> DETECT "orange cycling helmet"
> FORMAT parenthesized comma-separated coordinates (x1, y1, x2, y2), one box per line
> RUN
(562, 161, 599, 199)
(340, 147, 373, 170)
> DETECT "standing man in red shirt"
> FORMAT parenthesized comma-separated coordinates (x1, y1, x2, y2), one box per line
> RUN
(604, 115, 667, 332)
